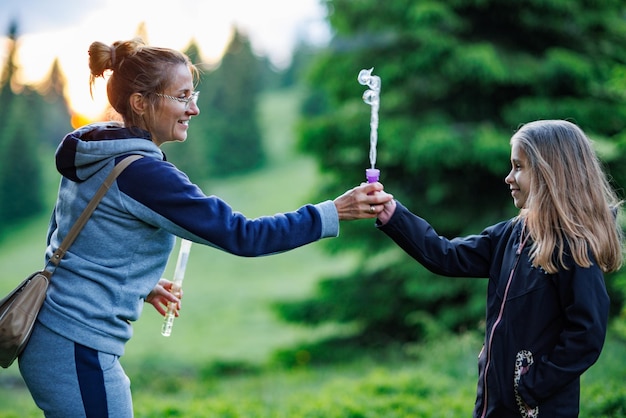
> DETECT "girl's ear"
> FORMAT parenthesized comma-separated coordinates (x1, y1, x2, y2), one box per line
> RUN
(129, 93, 146, 116)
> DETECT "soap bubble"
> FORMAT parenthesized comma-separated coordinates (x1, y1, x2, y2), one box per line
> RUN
(357, 68, 373, 85)
(358, 68, 381, 168)
(362, 89, 379, 106)
(358, 68, 381, 90)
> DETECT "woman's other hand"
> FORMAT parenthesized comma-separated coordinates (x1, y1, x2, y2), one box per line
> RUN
(146, 278, 182, 317)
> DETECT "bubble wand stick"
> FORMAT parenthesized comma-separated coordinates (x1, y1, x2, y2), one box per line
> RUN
(357, 68, 381, 183)
(161, 239, 192, 337)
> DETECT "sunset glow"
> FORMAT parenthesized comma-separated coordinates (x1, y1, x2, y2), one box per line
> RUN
(1, 0, 330, 124)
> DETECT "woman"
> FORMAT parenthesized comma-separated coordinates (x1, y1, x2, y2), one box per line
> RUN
(376, 120, 623, 417)
(18, 38, 393, 417)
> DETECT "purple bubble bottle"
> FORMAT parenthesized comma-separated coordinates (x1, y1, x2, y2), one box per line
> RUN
(366, 168, 380, 183)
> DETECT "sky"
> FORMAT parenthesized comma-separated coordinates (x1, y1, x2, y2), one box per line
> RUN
(0, 0, 331, 119)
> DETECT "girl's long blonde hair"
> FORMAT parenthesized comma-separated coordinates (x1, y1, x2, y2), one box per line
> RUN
(513, 120, 623, 274)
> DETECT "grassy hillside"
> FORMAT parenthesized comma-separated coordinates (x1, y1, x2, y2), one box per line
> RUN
(0, 87, 359, 413)
(125, 88, 359, 367)
(1, 88, 625, 417)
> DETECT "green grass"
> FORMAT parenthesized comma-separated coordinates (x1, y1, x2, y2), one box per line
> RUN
(2, 88, 626, 417)
(124, 88, 357, 367)
(0, 87, 358, 415)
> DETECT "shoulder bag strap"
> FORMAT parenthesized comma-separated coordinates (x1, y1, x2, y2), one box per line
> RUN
(44, 154, 144, 277)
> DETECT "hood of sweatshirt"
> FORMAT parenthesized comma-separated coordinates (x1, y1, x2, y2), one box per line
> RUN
(55, 122, 165, 182)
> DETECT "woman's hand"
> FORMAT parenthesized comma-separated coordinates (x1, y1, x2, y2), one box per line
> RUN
(334, 182, 394, 220)
(146, 278, 182, 317)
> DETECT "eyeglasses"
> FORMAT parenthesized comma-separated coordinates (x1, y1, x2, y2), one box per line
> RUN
(155, 91, 199, 111)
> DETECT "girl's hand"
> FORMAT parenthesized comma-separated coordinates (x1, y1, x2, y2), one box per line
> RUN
(377, 199, 397, 225)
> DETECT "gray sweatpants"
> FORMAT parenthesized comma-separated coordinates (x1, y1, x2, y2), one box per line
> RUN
(18, 322, 133, 417)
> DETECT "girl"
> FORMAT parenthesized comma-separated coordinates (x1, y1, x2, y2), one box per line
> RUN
(376, 120, 623, 417)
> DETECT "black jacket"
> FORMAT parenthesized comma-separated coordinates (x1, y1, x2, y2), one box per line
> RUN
(378, 202, 609, 417)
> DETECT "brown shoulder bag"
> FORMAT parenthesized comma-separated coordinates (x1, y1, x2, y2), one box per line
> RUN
(0, 155, 142, 368)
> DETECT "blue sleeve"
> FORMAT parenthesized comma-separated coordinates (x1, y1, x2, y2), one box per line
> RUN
(116, 156, 337, 256)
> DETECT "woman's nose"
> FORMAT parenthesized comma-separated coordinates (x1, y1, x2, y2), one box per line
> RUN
(188, 101, 200, 115)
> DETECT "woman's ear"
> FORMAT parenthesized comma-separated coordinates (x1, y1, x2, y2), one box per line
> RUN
(129, 93, 146, 116)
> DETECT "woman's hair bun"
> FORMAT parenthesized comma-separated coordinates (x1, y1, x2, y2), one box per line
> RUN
(88, 38, 146, 78)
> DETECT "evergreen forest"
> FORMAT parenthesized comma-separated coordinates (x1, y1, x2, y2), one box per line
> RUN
(1, 1, 626, 416)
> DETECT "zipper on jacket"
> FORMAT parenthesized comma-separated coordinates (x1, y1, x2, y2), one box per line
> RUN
(480, 224, 529, 417)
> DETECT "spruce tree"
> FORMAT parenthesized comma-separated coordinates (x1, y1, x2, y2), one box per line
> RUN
(161, 40, 212, 182)
(274, 0, 626, 355)
(0, 20, 18, 132)
(0, 95, 44, 225)
(36, 58, 72, 146)
(0, 20, 45, 232)
(202, 27, 266, 176)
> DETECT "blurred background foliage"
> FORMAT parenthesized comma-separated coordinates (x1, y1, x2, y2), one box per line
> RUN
(1, 0, 626, 355)
(1, 0, 626, 415)
(274, 0, 626, 357)
(2, 0, 626, 352)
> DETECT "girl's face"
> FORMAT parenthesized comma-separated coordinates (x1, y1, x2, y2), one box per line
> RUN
(151, 64, 199, 146)
(505, 140, 531, 209)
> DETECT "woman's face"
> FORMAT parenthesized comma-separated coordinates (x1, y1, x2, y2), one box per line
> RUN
(505, 140, 531, 209)
(150, 64, 199, 146)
